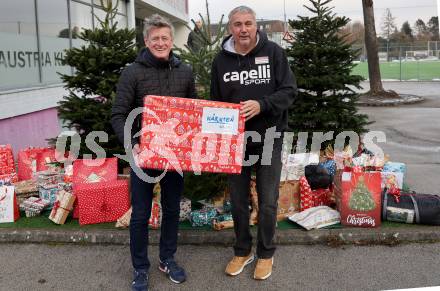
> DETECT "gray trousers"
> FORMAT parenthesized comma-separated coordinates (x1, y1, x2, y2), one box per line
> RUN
(229, 138, 282, 259)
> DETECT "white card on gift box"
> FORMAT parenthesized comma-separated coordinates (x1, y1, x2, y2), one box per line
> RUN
(0, 186, 15, 223)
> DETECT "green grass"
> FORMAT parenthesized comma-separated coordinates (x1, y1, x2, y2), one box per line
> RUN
(352, 60, 440, 81)
(0, 211, 419, 230)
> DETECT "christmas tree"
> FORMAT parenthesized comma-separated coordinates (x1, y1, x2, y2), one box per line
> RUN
(174, 0, 228, 201)
(173, 0, 226, 99)
(55, 0, 137, 164)
(349, 176, 376, 211)
(287, 0, 370, 149)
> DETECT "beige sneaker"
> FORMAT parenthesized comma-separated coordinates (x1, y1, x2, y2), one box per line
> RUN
(253, 257, 274, 280)
(225, 253, 255, 276)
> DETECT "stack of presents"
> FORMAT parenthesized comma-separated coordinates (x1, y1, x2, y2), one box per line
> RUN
(1, 95, 439, 230)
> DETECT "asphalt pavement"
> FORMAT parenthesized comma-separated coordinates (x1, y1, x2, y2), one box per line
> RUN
(1, 243, 440, 291)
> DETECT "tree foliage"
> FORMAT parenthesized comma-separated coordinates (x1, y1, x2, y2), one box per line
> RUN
(287, 0, 370, 148)
(55, 0, 137, 165)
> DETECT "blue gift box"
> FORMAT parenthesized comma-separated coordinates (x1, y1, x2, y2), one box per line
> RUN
(39, 186, 59, 209)
(190, 208, 217, 227)
(382, 162, 406, 175)
(319, 160, 336, 177)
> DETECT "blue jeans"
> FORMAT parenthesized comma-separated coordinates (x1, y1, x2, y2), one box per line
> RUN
(130, 168, 183, 270)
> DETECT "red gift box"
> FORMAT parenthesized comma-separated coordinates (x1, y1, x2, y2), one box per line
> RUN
(340, 171, 382, 228)
(75, 180, 130, 225)
(0, 145, 15, 176)
(72, 157, 119, 219)
(299, 176, 333, 212)
(17, 147, 57, 181)
(139, 95, 245, 174)
(72, 158, 118, 184)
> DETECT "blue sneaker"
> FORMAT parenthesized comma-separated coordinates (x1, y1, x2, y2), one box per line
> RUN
(159, 258, 186, 284)
(132, 269, 148, 291)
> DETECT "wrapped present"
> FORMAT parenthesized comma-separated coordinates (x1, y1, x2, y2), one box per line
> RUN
(381, 172, 404, 190)
(334, 146, 353, 170)
(340, 171, 382, 228)
(49, 190, 76, 224)
(72, 158, 119, 219)
(212, 219, 234, 230)
(249, 178, 259, 225)
(12, 179, 38, 194)
(63, 164, 73, 183)
(382, 162, 406, 174)
(299, 176, 333, 212)
(223, 199, 232, 213)
(190, 208, 217, 227)
(149, 200, 162, 229)
(72, 158, 118, 184)
(17, 147, 57, 181)
(288, 206, 340, 230)
(139, 95, 245, 174)
(0, 185, 20, 223)
(115, 207, 132, 228)
(0, 172, 18, 185)
(36, 170, 63, 187)
(282, 152, 319, 181)
(0, 144, 15, 175)
(179, 197, 191, 222)
(319, 159, 336, 177)
(39, 185, 59, 208)
(19, 197, 51, 217)
(278, 180, 300, 217)
(75, 179, 130, 225)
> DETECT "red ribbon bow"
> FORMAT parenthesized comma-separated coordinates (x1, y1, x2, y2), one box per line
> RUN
(388, 186, 401, 203)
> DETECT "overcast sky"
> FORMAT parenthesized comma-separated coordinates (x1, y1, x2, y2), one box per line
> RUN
(188, 0, 438, 31)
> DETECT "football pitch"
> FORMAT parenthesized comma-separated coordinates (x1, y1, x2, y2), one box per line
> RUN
(352, 60, 440, 81)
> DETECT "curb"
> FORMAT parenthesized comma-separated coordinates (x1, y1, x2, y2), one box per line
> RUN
(1, 226, 440, 246)
(357, 94, 424, 106)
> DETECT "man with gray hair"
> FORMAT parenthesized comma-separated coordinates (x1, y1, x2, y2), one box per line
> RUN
(112, 14, 196, 291)
(210, 6, 297, 280)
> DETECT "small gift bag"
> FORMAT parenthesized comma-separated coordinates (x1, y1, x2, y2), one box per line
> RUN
(17, 147, 56, 181)
(0, 185, 20, 223)
(341, 171, 382, 227)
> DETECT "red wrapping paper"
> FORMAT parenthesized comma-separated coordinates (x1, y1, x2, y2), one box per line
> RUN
(0, 145, 15, 175)
(72, 158, 119, 219)
(72, 158, 118, 184)
(139, 95, 245, 174)
(340, 171, 382, 228)
(299, 176, 333, 212)
(17, 147, 56, 181)
(75, 180, 130, 225)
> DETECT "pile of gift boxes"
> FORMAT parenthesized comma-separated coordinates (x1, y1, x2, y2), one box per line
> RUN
(1, 94, 439, 230)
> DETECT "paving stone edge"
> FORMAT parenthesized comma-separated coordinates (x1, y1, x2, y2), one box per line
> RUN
(1, 226, 440, 246)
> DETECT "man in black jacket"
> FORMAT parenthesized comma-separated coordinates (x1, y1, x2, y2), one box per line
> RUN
(111, 14, 196, 291)
(210, 6, 297, 280)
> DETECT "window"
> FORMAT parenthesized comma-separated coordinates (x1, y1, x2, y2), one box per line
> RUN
(71, 1, 93, 48)
(0, 0, 39, 89)
(37, 0, 70, 84)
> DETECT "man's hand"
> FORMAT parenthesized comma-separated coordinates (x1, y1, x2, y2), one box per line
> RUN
(240, 100, 261, 121)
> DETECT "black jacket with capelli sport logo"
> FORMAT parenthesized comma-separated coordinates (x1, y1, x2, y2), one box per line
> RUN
(210, 31, 297, 139)
(111, 47, 196, 148)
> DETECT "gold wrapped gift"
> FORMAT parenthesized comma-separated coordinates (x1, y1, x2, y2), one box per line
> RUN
(49, 190, 76, 225)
